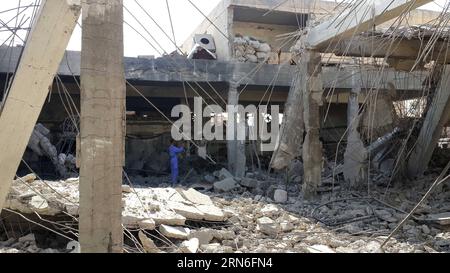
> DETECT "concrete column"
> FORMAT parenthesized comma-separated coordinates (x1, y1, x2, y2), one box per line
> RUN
(270, 70, 304, 170)
(407, 65, 450, 177)
(343, 71, 368, 187)
(227, 82, 246, 177)
(79, 0, 125, 253)
(0, 0, 80, 209)
(301, 50, 323, 199)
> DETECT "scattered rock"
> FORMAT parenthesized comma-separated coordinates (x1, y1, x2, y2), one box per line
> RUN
(18, 234, 35, 243)
(257, 217, 279, 236)
(138, 231, 162, 253)
(179, 238, 199, 253)
(274, 189, 288, 203)
(159, 225, 190, 240)
(306, 244, 335, 253)
(214, 178, 239, 192)
(29, 196, 49, 213)
(122, 185, 132, 193)
(239, 178, 258, 188)
(188, 229, 214, 245)
(139, 219, 156, 230)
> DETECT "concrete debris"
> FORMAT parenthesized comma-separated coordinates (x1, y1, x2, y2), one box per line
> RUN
(273, 189, 288, 203)
(138, 219, 156, 230)
(306, 244, 335, 253)
(159, 225, 190, 240)
(4, 178, 227, 228)
(257, 217, 279, 236)
(138, 231, 162, 253)
(188, 229, 215, 245)
(214, 177, 240, 192)
(239, 177, 258, 188)
(215, 168, 234, 180)
(179, 238, 200, 253)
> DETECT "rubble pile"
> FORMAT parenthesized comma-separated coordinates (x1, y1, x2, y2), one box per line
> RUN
(2, 167, 450, 253)
(3, 175, 228, 229)
(233, 35, 272, 63)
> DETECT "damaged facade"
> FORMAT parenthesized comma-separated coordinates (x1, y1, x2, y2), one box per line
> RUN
(0, 0, 450, 254)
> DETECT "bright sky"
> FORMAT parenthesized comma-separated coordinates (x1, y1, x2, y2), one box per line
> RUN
(0, 0, 447, 57)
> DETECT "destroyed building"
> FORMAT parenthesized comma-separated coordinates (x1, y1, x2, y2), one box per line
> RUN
(0, 0, 450, 254)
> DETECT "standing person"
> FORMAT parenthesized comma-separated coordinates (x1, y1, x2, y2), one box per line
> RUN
(169, 140, 185, 186)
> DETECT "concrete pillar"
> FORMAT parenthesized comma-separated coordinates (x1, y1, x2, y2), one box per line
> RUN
(343, 71, 368, 187)
(270, 71, 304, 170)
(0, 0, 80, 209)
(301, 50, 323, 199)
(227, 82, 246, 177)
(79, 0, 125, 253)
(407, 65, 450, 177)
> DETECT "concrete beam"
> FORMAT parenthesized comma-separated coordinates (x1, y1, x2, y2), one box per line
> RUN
(328, 36, 450, 64)
(407, 65, 450, 177)
(0, 47, 428, 92)
(306, 0, 432, 49)
(0, 0, 81, 209)
(79, 0, 125, 253)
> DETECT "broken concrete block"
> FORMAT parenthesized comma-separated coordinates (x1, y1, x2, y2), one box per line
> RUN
(195, 204, 226, 222)
(29, 195, 49, 213)
(138, 231, 162, 253)
(257, 217, 279, 236)
(214, 178, 239, 193)
(260, 204, 280, 217)
(306, 244, 335, 253)
(239, 177, 258, 188)
(18, 233, 35, 243)
(273, 189, 288, 203)
(203, 175, 216, 183)
(16, 173, 37, 183)
(139, 219, 156, 230)
(122, 185, 132, 193)
(178, 188, 214, 206)
(188, 229, 214, 245)
(217, 168, 233, 180)
(179, 238, 199, 253)
(159, 225, 190, 240)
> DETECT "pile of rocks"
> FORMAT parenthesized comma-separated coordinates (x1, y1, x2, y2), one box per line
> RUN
(233, 35, 272, 63)
(4, 175, 228, 229)
(0, 233, 62, 253)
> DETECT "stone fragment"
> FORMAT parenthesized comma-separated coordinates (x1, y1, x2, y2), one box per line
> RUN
(217, 168, 233, 180)
(188, 229, 214, 245)
(18, 234, 35, 243)
(138, 231, 162, 253)
(29, 195, 49, 213)
(273, 189, 288, 203)
(139, 219, 156, 230)
(239, 177, 258, 188)
(159, 225, 190, 240)
(178, 188, 213, 206)
(122, 185, 132, 193)
(257, 217, 279, 236)
(306, 244, 335, 253)
(214, 178, 239, 192)
(179, 238, 199, 253)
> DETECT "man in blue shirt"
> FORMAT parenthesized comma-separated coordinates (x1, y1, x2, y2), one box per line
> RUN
(169, 140, 185, 185)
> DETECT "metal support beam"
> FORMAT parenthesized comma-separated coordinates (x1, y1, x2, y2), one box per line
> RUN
(0, 0, 81, 209)
(79, 0, 125, 253)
